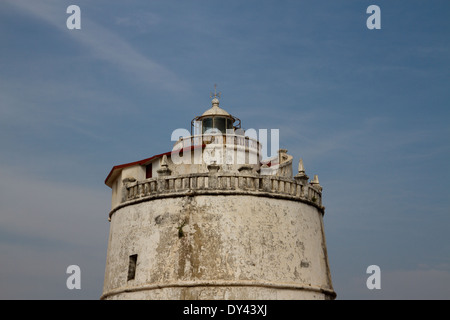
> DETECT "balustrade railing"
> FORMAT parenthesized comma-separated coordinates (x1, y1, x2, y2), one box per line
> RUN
(124, 173, 322, 206)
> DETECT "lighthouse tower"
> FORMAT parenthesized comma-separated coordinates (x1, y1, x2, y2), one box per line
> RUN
(101, 90, 336, 300)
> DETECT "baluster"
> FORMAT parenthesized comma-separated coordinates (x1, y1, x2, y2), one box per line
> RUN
(187, 177, 191, 189)
(142, 183, 147, 196)
(231, 176, 236, 190)
(254, 177, 259, 190)
(238, 176, 244, 189)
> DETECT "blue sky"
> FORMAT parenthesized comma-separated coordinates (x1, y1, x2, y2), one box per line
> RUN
(0, 0, 449, 299)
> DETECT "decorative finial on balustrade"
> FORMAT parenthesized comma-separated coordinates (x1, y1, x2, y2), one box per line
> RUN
(161, 155, 168, 168)
(157, 155, 172, 176)
(294, 158, 309, 185)
(310, 174, 322, 192)
(312, 174, 319, 184)
(298, 158, 305, 174)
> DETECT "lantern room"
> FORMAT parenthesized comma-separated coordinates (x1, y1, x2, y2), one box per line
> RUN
(190, 90, 241, 136)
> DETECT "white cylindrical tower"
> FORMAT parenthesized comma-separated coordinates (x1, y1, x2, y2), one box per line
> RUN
(101, 93, 336, 300)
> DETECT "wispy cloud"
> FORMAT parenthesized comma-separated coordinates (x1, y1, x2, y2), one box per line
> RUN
(115, 12, 161, 31)
(6, 0, 189, 93)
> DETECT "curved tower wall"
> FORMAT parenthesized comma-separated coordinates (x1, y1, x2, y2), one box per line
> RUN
(102, 170, 335, 300)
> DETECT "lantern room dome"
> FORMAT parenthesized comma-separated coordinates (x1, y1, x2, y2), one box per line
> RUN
(201, 98, 231, 117)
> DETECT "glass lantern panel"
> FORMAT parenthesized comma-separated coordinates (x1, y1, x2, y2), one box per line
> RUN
(202, 118, 213, 134)
(214, 117, 226, 134)
(226, 118, 234, 130)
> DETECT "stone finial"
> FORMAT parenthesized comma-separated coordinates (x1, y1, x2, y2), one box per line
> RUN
(312, 174, 319, 184)
(161, 155, 168, 168)
(310, 174, 322, 192)
(157, 155, 172, 176)
(294, 158, 309, 184)
(298, 158, 305, 174)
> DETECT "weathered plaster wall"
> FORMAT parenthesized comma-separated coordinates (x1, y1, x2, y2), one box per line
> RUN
(102, 194, 334, 300)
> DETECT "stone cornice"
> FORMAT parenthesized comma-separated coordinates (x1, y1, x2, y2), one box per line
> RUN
(109, 173, 324, 220)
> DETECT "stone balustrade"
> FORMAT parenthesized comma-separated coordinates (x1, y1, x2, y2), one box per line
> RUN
(116, 173, 323, 217)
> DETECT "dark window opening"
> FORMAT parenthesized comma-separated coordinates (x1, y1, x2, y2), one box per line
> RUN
(146, 164, 152, 179)
(127, 254, 138, 281)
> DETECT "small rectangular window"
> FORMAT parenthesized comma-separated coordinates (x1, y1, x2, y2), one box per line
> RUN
(146, 164, 152, 179)
(127, 254, 138, 281)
